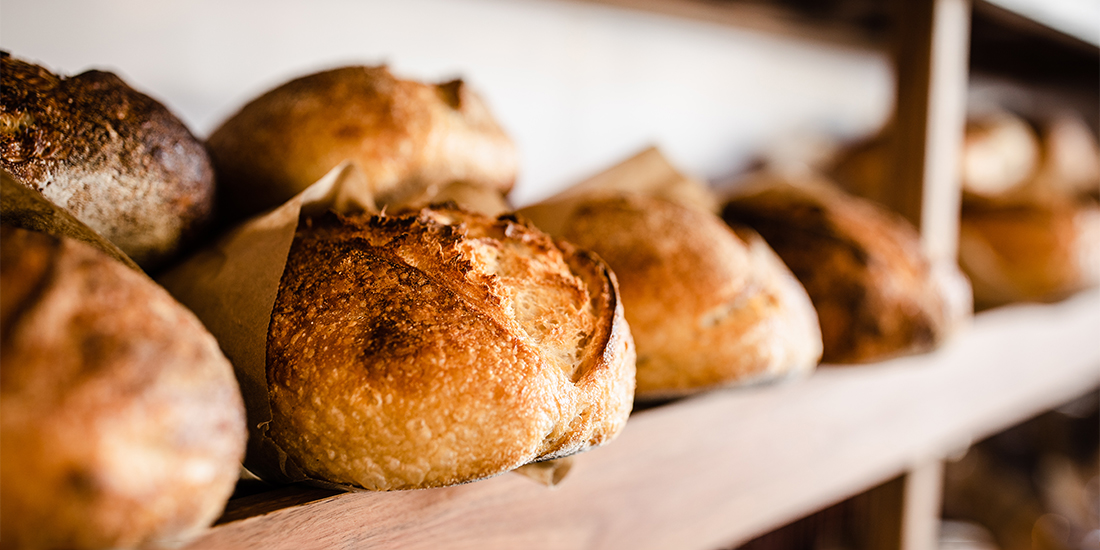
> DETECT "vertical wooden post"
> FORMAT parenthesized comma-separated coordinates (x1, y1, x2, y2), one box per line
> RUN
(848, 474, 906, 550)
(889, 0, 971, 263)
(899, 459, 945, 550)
(845, 459, 945, 550)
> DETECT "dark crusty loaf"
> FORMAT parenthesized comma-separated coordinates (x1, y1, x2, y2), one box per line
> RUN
(540, 194, 821, 399)
(722, 176, 967, 364)
(0, 226, 246, 550)
(207, 66, 517, 222)
(0, 53, 215, 271)
(263, 205, 634, 490)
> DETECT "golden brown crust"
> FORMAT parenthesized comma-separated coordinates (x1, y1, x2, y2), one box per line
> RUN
(0, 53, 215, 271)
(722, 178, 960, 364)
(556, 194, 821, 399)
(959, 198, 1100, 308)
(207, 66, 517, 223)
(264, 206, 633, 490)
(0, 226, 246, 550)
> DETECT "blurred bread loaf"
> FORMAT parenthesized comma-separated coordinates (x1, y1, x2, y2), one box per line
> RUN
(0, 225, 246, 550)
(520, 149, 820, 399)
(263, 206, 634, 490)
(533, 194, 821, 399)
(960, 198, 1100, 308)
(956, 112, 1100, 306)
(206, 66, 518, 222)
(0, 53, 215, 271)
(829, 110, 1099, 308)
(722, 174, 967, 364)
(960, 111, 1041, 199)
(1030, 114, 1100, 199)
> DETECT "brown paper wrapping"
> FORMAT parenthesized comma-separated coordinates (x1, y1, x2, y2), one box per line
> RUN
(1, 170, 141, 271)
(157, 163, 376, 486)
(518, 146, 717, 233)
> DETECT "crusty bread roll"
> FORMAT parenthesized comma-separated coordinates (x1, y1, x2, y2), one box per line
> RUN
(960, 111, 1041, 199)
(206, 66, 517, 222)
(0, 53, 215, 271)
(959, 198, 1100, 308)
(522, 193, 821, 400)
(1030, 114, 1100, 200)
(263, 205, 634, 490)
(0, 226, 246, 550)
(722, 175, 968, 364)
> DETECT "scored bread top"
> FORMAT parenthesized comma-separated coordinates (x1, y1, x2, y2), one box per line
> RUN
(558, 194, 821, 399)
(264, 205, 634, 490)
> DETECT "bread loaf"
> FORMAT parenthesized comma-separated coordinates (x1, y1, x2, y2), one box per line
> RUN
(960, 112, 1041, 199)
(206, 66, 517, 222)
(262, 205, 634, 490)
(0, 226, 246, 550)
(722, 175, 968, 363)
(960, 198, 1100, 308)
(523, 193, 821, 400)
(0, 53, 215, 271)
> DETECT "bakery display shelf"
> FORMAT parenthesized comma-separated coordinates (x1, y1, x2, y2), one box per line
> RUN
(183, 289, 1100, 550)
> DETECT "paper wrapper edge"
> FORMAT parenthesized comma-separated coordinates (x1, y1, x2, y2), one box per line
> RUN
(157, 162, 376, 485)
(517, 146, 717, 236)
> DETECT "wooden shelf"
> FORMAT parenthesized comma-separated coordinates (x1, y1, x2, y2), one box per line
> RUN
(184, 290, 1100, 550)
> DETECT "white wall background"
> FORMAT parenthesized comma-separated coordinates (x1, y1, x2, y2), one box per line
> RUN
(0, 0, 893, 206)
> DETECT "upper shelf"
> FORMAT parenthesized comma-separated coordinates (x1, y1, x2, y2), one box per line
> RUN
(184, 290, 1100, 550)
(980, 0, 1099, 47)
(577, 0, 1099, 85)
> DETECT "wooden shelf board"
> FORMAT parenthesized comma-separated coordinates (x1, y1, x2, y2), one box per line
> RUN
(565, 0, 885, 50)
(977, 0, 1100, 48)
(185, 290, 1100, 550)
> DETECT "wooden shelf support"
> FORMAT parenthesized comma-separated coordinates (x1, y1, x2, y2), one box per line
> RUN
(889, 0, 972, 263)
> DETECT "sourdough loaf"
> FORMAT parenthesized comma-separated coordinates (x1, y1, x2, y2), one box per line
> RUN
(0, 226, 246, 550)
(523, 193, 821, 400)
(722, 175, 968, 363)
(263, 205, 634, 490)
(207, 66, 517, 222)
(0, 53, 215, 271)
(960, 198, 1100, 308)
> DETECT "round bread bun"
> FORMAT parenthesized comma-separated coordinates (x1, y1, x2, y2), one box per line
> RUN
(959, 198, 1100, 308)
(551, 194, 821, 400)
(207, 66, 518, 223)
(722, 175, 969, 364)
(263, 205, 634, 490)
(0, 53, 215, 271)
(960, 111, 1041, 199)
(0, 226, 246, 550)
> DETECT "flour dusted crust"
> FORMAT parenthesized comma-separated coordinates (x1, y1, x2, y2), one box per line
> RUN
(0, 226, 246, 550)
(0, 53, 215, 271)
(264, 206, 634, 490)
(722, 177, 966, 364)
(552, 194, 821, 399)
(207, 66, 517, 222)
